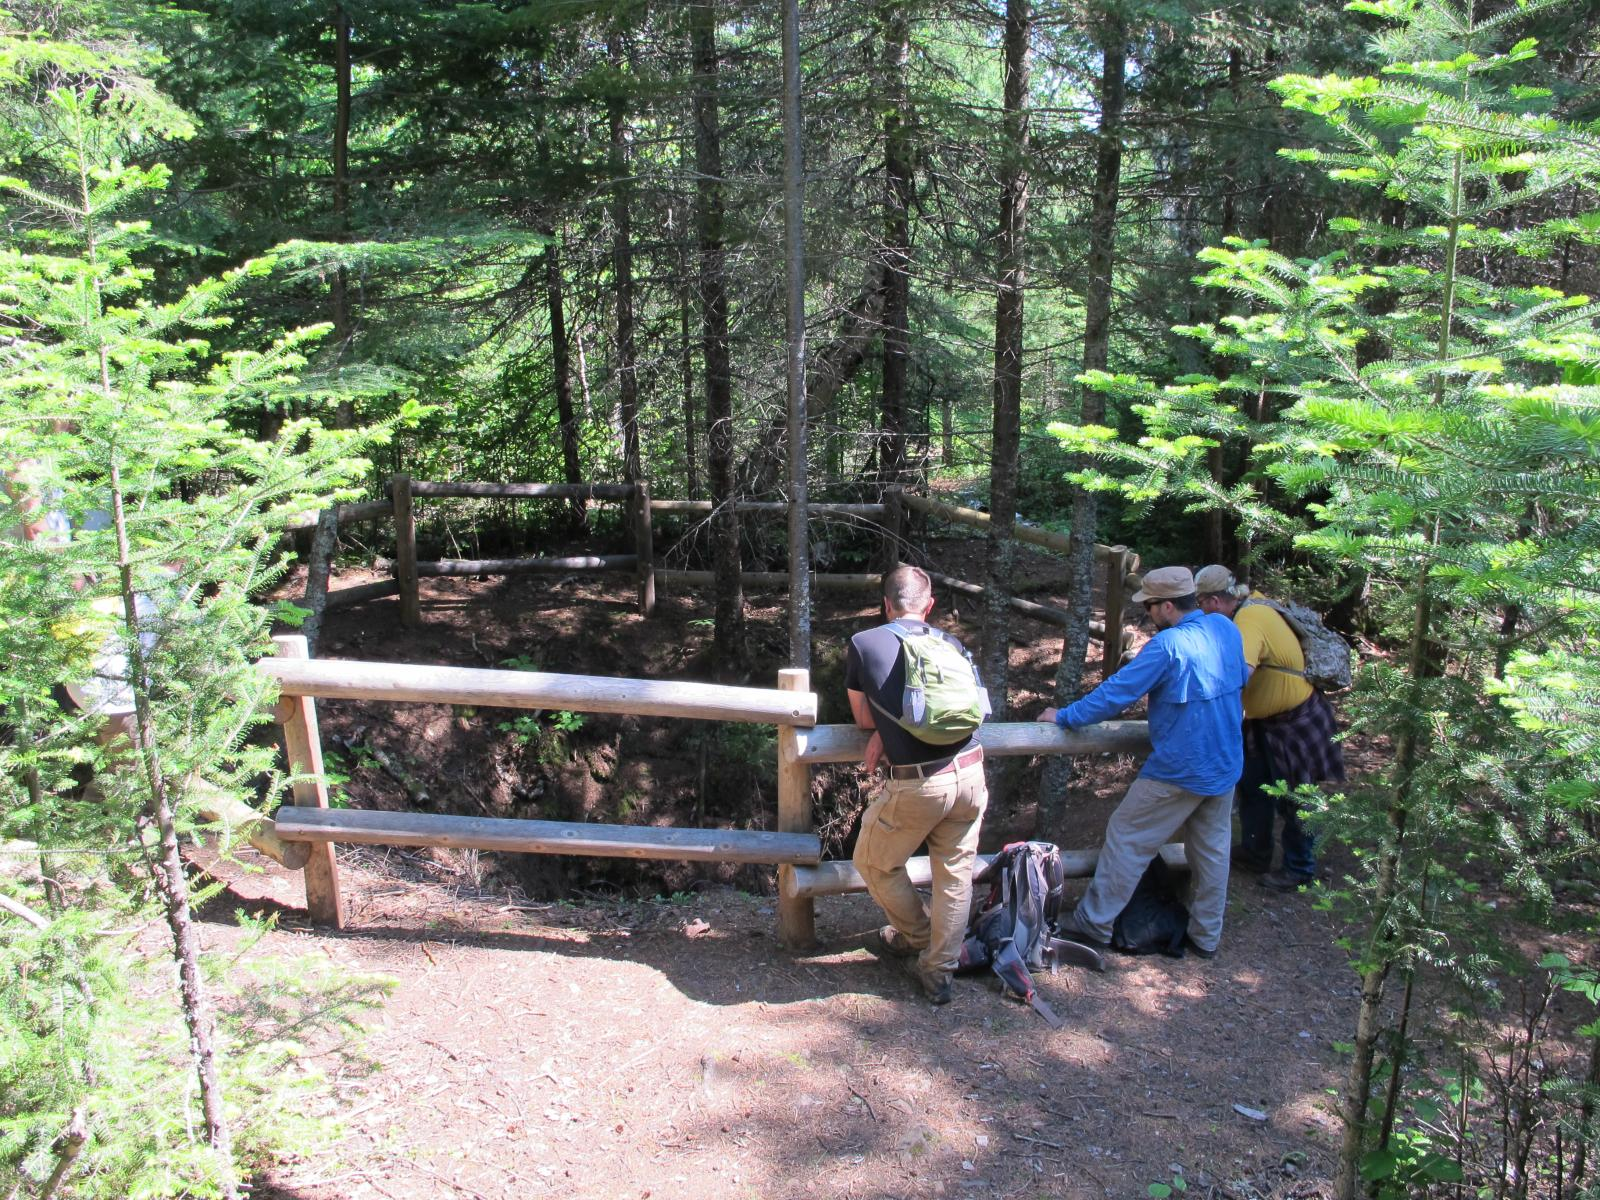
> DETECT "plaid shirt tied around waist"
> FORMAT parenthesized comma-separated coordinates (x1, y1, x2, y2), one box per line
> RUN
(1246, 689, 1346, 788)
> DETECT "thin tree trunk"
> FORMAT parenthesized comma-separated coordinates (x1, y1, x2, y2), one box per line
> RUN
(609, 31, 641, 485)
(680, 270, 699, 497)
(108, 464, 238, 1199)
(1336, 571, 1433, 1199)
(1038, 18, 1124, 836)
(980, 0, 1030, 719)
(1201, 46, 1244, 564)
(877, 0, 912, 496)
(781, 0, 810, 669)
(36, 1107, 86, 1200)
(331, 1, 355, 430)
(300, 505, 339, 654)
(534, 56, 584, 528)
(692, 0, 744, 675)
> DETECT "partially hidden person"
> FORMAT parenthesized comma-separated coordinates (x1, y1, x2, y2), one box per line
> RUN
(1194, 564, 1346, 892)
(846, 564, 989, 1006)
(1035, 565, 1247, 959)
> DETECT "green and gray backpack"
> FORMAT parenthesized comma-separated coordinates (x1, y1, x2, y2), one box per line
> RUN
(871, 620, 992, 745)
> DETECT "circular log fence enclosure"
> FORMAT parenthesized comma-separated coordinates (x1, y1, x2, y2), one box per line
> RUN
(292, 476, 1144, 667)
(255, 637, 1154, 948)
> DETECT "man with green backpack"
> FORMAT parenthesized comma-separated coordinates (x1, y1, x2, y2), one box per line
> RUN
(847, 564, 992, 1005)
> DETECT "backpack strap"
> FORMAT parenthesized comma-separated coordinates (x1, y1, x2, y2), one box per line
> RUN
(1028, 992, 1065, 1029)
(1043, 936, 1107, 974)
(1238, 599, 1311, 680)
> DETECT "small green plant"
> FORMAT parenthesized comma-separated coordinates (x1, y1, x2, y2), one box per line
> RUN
(499, 653, 540, 672)
(498, 712, 585, 765)
(1147, 1170, 1186, 1198)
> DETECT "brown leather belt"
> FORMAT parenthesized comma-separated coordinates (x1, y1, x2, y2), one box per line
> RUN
(888, 745, 984, 781)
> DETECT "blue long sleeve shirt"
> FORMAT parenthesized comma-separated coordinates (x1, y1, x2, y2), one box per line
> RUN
(1059, 610, 1247, 796)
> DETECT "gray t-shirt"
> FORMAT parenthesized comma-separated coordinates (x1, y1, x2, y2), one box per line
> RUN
(845, 619, 978, 769)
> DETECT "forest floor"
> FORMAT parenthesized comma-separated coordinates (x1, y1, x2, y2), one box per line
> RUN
(203, 535, 1394, 1200)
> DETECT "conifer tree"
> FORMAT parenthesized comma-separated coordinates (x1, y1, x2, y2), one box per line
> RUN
(1051, 1, 1600, 1193)
(1, 26, 395, 1197)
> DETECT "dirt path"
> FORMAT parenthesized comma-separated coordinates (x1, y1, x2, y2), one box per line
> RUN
(207, 843, 1351, 1200)
(224, 551, 1361, 1197)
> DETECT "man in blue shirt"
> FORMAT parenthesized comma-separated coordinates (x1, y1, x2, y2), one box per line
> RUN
(1037, 566, 1247, 958)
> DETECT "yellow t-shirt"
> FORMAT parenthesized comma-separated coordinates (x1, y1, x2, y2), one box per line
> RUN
(1236, 596, 1314, 720)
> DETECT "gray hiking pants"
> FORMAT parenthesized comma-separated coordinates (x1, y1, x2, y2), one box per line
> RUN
(1074, 775, 1233, 954)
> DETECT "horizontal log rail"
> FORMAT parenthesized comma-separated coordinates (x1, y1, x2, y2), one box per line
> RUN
(788, 720, 1150, 764)
(409, 481, 635, 501)
(926, 570, 1104, 634)
(901, 493, 1124, 564)
(322, 579, 400, 610)
(275, 808, 822, 865)
(260, 656, 819, 726)
(282, 497, 393, 531)
(650, 500, 887, 517)
(782, 842, 1186, 900)
(656, 569, 880, 590)
(417, 554, 636, 578)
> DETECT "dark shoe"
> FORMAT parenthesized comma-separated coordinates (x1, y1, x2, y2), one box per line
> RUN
(875, 924, 919, 960)
(1260, 869, 1315, 893)
(1182, 935, 1217, 960)
(1231, 847, 1270, 874)
(1057, 909, 1111, 951)
(907, 962, 953, 1005)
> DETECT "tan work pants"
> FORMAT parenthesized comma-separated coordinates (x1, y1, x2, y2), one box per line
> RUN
(852, 757, 988, 977)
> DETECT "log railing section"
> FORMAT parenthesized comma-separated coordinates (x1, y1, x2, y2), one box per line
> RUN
(259, 649, 819, 931)
(283, 476, 1147, 659)
(255, 643, 1150, 946)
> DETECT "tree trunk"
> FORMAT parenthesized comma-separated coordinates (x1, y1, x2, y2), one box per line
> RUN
(1038, 17, 1125, 839)
(877, 0, 912, 496)
(300, 505, 339, 654)
(1335, 575, 1433, 1199)
(533, 56, 584, 529)
(679, 229, 699, 498)
(692, 0, 744, 675)
(781, 0, 811, 669)
(108, 464, 238, 1199)
(609, 30, 641, 485)
(980, 0, 1030, 720)
(330, 1, 355, 430)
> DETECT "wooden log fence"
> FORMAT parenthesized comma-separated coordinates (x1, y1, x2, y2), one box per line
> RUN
(283, 476, 1147, 663)
(249, 645, 1151, 946)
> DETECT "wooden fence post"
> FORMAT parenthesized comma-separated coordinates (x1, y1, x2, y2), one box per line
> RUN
(1103, 543, 1129, 680)
(775, 668, 816, 949)
(877, 486, 902, 573)
(634, 481, 655, 617)
(272, 634, 343, 928)
(393, 472, 419, 627)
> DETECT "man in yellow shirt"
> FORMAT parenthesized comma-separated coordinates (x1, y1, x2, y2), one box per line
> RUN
(1194, 565, 1345, 891)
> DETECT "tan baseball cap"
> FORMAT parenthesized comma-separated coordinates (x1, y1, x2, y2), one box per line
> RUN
(1130, 566, 1196, 604)
(1193, 564, 1237, 596)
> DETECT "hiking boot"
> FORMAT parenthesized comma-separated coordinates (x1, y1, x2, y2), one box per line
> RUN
(1230, 847, 1270, 874)
(1056, 909, 1111, 951)
(1260, 869, 1315, 893)
(907, 963, 953, 1005)
(875, 925, 919, 960)
(1181, 934, 1218, 960)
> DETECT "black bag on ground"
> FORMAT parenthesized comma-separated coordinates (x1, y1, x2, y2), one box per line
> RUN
(957, 841, 1105, 1027)
(1111, 856, 1189, 957)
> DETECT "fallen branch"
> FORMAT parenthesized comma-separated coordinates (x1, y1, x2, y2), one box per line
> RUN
(0, 891, 49, 929)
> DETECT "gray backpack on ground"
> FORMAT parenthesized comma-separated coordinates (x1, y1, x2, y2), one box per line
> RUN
(1240, 598, 1353, 691)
